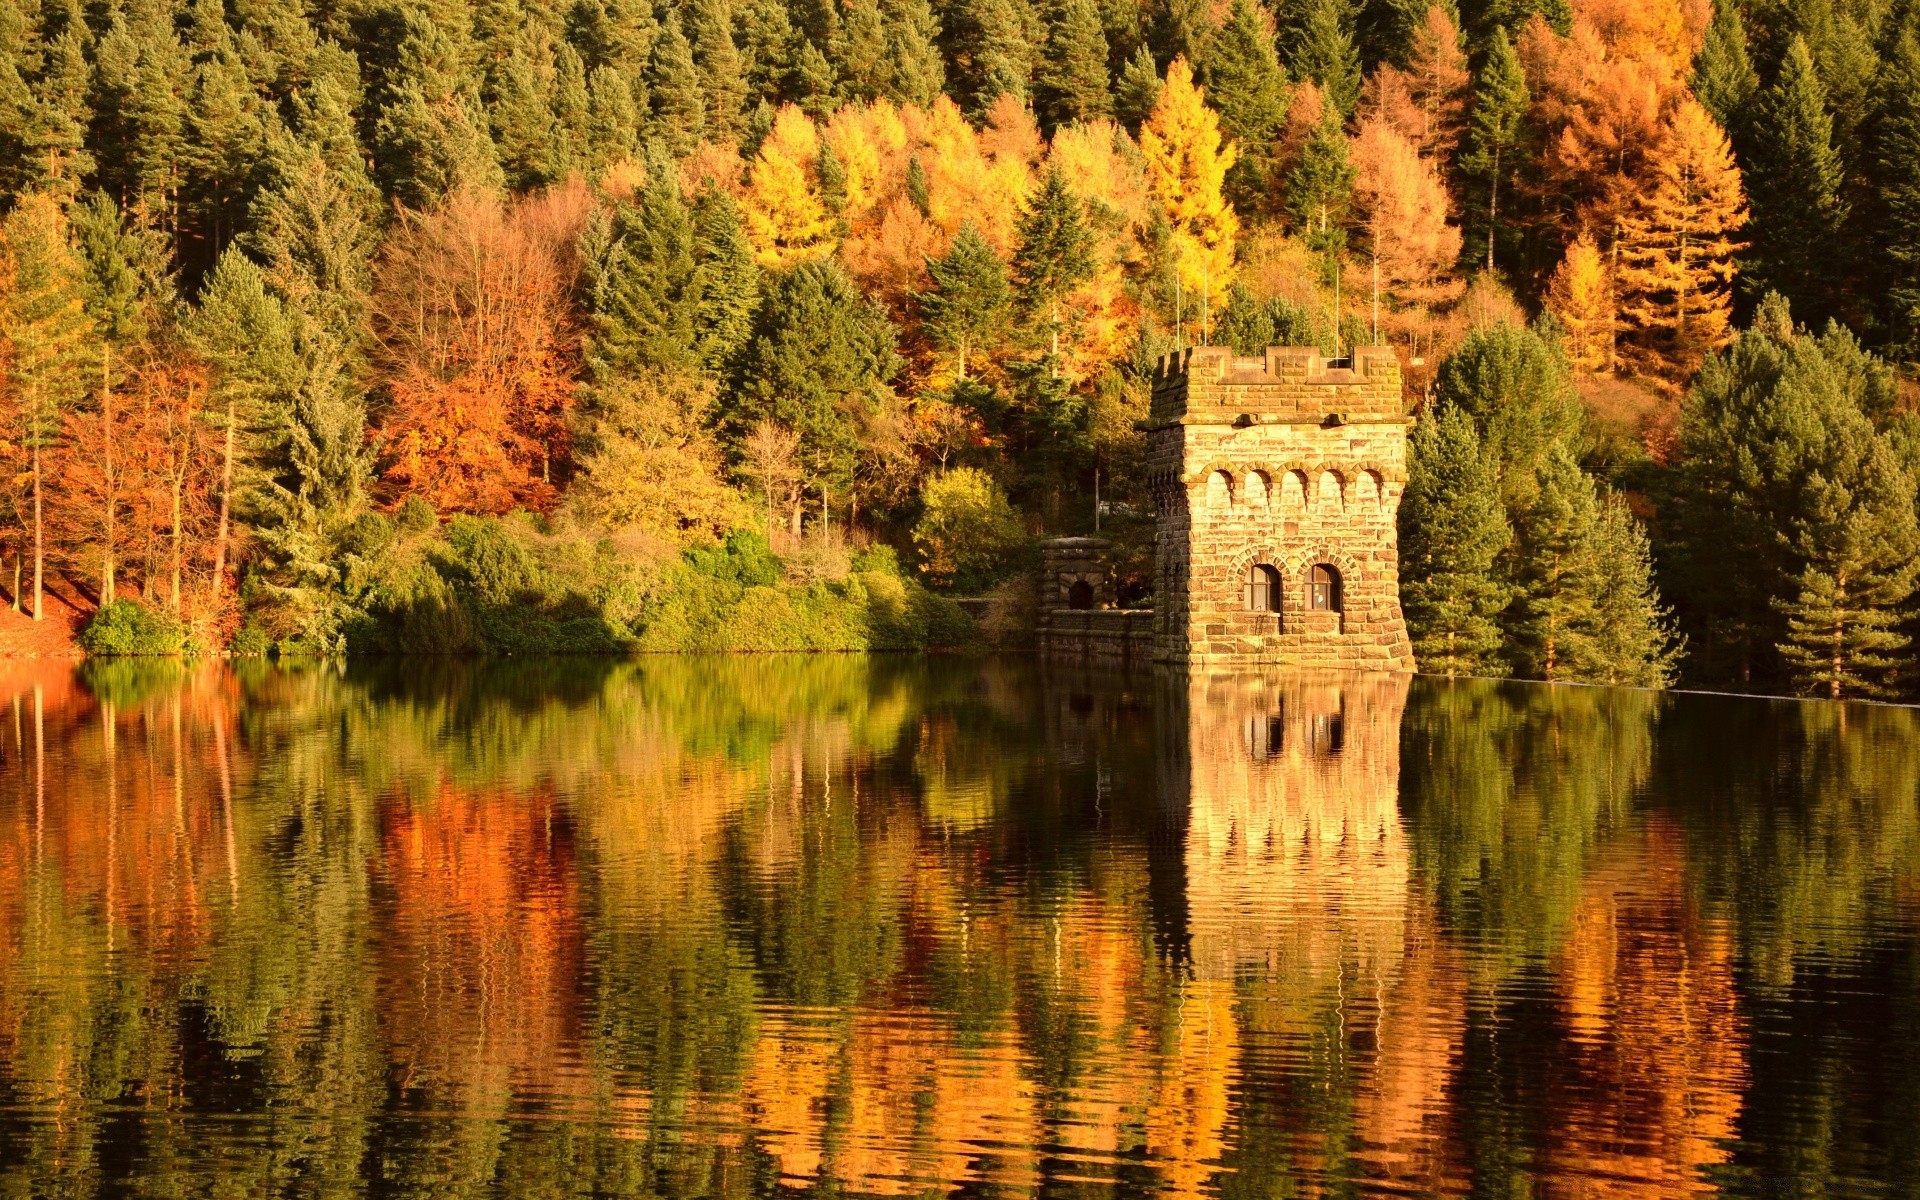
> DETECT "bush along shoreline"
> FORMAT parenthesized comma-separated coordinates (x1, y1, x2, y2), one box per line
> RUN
(80, 516, 979, 658)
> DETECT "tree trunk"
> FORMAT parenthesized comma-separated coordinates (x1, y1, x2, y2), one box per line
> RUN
(208, 395, 237, 609)
(1487, 144, 1501, 274)
(31, 440, 43, 622)
(171, 469, 185, 615)
(101, 346, 115, 608)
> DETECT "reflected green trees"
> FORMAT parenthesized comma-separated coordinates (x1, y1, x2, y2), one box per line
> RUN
(0, 659, 1915, 1198)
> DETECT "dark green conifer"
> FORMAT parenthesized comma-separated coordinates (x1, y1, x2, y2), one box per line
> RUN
(1291, 0, 1360, 117)
(691, 186, 761, 371)
(371, 9, 502, 206)
(1434, 320, 1585, 508)
(905, 154, 931, 215)
(688, 0, 748, 142)
(1460, 25, 1527, 273)
(966, 0, 1037, 113)
(588, 64, 642, 166)
(1037, 0, 1113, 129)
(647, 11, 706, 156)
(1113, 44, 1162, 130)
(1400, 403, 1510, 677)
(737, 0, 796, 105)
(882, 0, 945, 107)
(917, 222, 1010, 380)
(1744, 37, 1848, 327)
(1013, 166, 1096, 359)
(589, 144, 701, 378)
(1286, 106, 1353, 256)
(793, 37, 838, 120)
(1690, 0, 1757, 138)
(837, 0, 891, 100)
(1873, 29, 1920, 355)
(1199, 0, 1288, 153)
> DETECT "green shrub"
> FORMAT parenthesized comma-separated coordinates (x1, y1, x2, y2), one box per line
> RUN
(80, 600, 189, 656)
(913, 468, 1026, 592)
(231, 621, 272, 656)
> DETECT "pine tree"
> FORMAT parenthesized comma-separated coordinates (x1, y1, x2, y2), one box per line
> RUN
(1286, 104, 1353, 257)
(0, 193, 95, 621)
(837, 0, 890, 100)
(1544, 231, 1613, 373)
(793, 38, 838, 120)
(726, 259, 902, 493)
(1115, 45, 1162, 130)
(1460, 26, 1527, 274)
(918, 222, 1010, 379)
(967, 0, 1037, 114)
(1013, 167, 1097, 359)
(1036, 0, 1113, 130)
(1140, 57, 1239, 331)
(587, 65, 644, 168)
(1873, 29, 1920, 357)
(590, 144, 702, 377)
(1744, 37, 1847, 326)
(1400, 403, 1511, 676)
(689, 0, 749, 142)
(882, 0, 946, 107)
(72, 191, 172, 352)
(371, 10, 502, 208)
(1434, 321, 1586, 508)
(691, 186, 762, 371)
(1199, 0, 1289, 206)
(1291, 0, 1361, 118)
(1691, 0, 1757, 138)
(905, 154, 931, 215)
(185, 44, 271, 263)
(1614, 98, 1748, 384)
(248, 152, 378, 360)
(737, 0, 795, 105)
(648, 11, 707, 156)
(491, 39, 562, 189)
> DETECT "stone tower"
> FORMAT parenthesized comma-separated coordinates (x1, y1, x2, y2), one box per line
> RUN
(1143, 345, 1416, 669)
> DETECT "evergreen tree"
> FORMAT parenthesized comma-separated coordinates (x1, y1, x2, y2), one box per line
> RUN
(1291, 0, 1361, 117)
(882, 0, 946, 107)
(836, 0, 890, 100)
(1508, 447, 1676, 685)
(726, 259, 902, 494)
(489, 39, 560, 189)
(185, 44, 273, 263)
(248, 153, 377, 360)
(1461, 25, 1527, 273)
(1872, 29, 1920, 357)
(1691, 0, 1758, 138)
(648, 11, 707, 156)
(0, 193, 95, 621)
(905, 154, 931, 215)
(1114, 44, 1162, 130)
(793, 38, 838, 120)
(738, 0, 797, 105)
(587, 64, 643, 167)
(1286, 105, 1353, 256)
(1037, 0, 1113, 129)
(590, 145, 702, 377)
(691, 186, 762, 372)
(1744, 37, 1847, 325)
(72, 191, 173, 352)
(1434, 320, 1585, 507)
(966, 0, 1037, 113)
(1013, 167, 1097, 359)
(371, 9, 502, 207)
(1199, 0, 1289, 206)
(918, 222, 1010, 380)
(688, 0, 749, 142)
(1400, 403, 1511, 676)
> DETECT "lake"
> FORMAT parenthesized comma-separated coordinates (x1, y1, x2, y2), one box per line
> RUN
(0, 656, 1915, 1197)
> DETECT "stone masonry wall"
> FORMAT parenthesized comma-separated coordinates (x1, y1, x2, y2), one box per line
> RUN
(1143, 346, 1417, 671)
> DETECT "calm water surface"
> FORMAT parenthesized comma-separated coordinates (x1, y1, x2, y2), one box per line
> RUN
(1, 656, 1916, 1198)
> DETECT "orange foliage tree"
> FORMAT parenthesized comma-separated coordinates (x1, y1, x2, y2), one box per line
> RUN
(1351, 115, 1462, 343)
(372, 186, 586, 515)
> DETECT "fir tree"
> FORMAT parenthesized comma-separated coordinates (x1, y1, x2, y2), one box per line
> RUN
(590, 144, 702, 377)
(793, 38, 838, 120)
(248, 153, 377, 359)
(1460, 25, 1526, 274)
(837, 0, 890, 100)
(0, 193, 95, 621)
(1013, 166, 1097, 359)
(1400, 403, 1511, 676)
(883, 0, 946, 107)
(1872, 29, 1920, 357)
(1115, 44, 1162, 130)
(1036, 0, 1112, 129)
(489, 39, 560, 189)
(1434, 320, 1585, 508)
(691, 186, 762, 371)
(905, 154, 931, 215)
(371, 9, 502, 207)
(185, 44, 272, 262)
(726, 259, 902, 493)
(587, 64, 643, 167)
(72, 191, 173, 352)
(967, 0, 1037, 113)
(1286, 104, 1353, 257)
(1291, 0, 1360, 117)
(648, 11, 707, 156)
(1744, 37, 1847, 326)
(1691, 0, 1758, 139)
(738, 0, 797, 105)
(689, 0, 749, 142)
(918, 222, 1010, 380)
(1199, 0, 1289, 206)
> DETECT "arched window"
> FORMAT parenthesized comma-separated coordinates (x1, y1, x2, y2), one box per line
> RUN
(1306, 564, 1342, 612)
(1245, 564, 1281, 612)
(1067, 579, 1094, 609)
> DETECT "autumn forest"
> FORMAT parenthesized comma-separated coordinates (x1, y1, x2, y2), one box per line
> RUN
(2, 0, 1919, 695)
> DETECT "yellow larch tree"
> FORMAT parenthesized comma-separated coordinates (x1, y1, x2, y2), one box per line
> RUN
(824, 100, 912, 233)
(1351, 117, 1461, 310)
(1614, 97, 1747, 383)
(742, 104, 835, 268)
(1047, 120, 1151, 371)
(1140, 57, 1239, 319)
(1546, 231, 1616, 373)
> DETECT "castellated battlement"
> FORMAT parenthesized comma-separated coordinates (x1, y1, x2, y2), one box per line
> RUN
(1147, 345, 1404, 426)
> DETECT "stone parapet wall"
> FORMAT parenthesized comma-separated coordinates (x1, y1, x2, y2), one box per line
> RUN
(1041, 609, 1154, 665)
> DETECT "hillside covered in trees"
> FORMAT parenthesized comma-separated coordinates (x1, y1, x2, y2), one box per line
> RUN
(2, 0, 1918, 695)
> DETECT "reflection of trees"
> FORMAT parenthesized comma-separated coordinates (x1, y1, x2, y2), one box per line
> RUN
(1399, 678, 1662, 986)
(0, 658, 1914, 1198)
